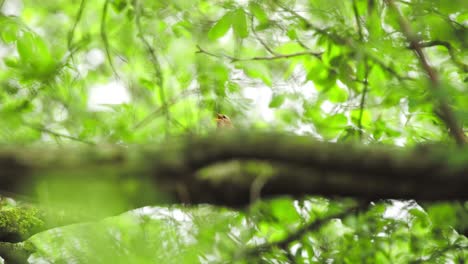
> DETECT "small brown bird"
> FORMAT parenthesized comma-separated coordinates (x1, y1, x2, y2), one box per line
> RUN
(215, 113, 233, 129)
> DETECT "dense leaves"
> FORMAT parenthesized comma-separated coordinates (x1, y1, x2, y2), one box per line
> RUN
(0, 0, 467, 263)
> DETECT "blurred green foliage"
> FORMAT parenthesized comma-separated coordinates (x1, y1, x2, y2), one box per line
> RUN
(0, 0, 467, 263)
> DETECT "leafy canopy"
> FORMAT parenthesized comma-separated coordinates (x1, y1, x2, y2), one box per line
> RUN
(0, 0, 467, 263)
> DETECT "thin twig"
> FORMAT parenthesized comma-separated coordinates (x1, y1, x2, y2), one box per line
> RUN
(411, 40, 468, 72)
(352, 0, 364, 41)
(385, 0, 466, 146)
(100, 0, 120, 78)
(250, 15, 277, 55)
(276, 0, 412, 82)
(63, 0, 87, 68)
(196, 45, 322, 62)
(25, 123, 96, 145)
(358, 62, 370, 140)
(134, 0, 170, 133)
(67, 0, 86, 50)
(133, 89, 197, 130)
(241, 203, 367, 259)
(352, 0, 370, 140)
(395, 0, 466, 29)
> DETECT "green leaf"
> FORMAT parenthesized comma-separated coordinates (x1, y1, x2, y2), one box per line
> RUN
(207, 12, 233, 40)
(286, 29, 298, 40)
(275, 42, 304, 54)
(269, 94, 286, 108)
(304, 102, 322, 122)
(276, 109, 298, 124)
(232, 8, 248, 38)
(269, 198, 301, 225)
(427, 203, 457, 228)
(0, 21, 19, 43)
(351, 109, 371, 127)
(227, 81, 241, 92)
(249, 2, 268, 24)
(3, 57, 19, 68)
(17, 31, 53, 68)
(111, 0, 128, 12)
(254, 23, 271, 31)
(328, 85, 348, 103)
(237, 61, 272, 86)
(16, 31, 36, 61)
(318, 113, 348, 139)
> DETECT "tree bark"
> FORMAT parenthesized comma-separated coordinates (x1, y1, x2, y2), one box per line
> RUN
(0, 132, 466, 206)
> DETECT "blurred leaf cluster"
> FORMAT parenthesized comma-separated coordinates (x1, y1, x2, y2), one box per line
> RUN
(0, 0, 467, 262)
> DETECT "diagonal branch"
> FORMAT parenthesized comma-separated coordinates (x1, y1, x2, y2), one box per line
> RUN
(24, 123, 95, 145)
(412, 40, 468, 73)
(241, 203, 368, 259)
(134, 0, 170, 134)
(385, 0, 466, 146)
(133, 88, 198, 130)
(249, 15, 277, 55)
(67, 0, 87, 51)
(100, 0, 120, 78)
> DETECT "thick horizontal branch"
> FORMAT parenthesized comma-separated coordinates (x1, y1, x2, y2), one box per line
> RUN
(0, 132, 467, 244)
(0, 132, 467, 205)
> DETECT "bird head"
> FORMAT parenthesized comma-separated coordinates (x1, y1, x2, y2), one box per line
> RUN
(215, 113, 233, 129)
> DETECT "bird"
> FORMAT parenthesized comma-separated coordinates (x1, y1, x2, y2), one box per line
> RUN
(215, 113, 233, 129)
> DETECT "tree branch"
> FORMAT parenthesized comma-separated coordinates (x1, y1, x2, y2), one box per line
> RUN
(100, 0, 120, 78)
(196, 45, 322, 62)
(249, 15, 278, 55)
(0, 132, 467, 245)
(241, 203, 367, 259)
(134, 0, 170, 134)
(0, 132, 467, 206)
(24, 123, 95, 145)
(133, 88, 198, 130)
(411, 40, 468, 73)
(67, 0, 87, 51)
(352, 0, 370, 140)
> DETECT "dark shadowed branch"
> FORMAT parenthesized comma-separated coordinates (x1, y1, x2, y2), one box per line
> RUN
(0, 131, 467, 206)
(0, 132, 467, 246)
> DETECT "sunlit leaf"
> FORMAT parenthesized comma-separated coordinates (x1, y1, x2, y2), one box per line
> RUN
(249, 2, 268, 24)
(328, 85, 348, 103)
(232, 8, 248, 38)
(237, 61, 272, 86)
(208, 11, 233, 40)
(269, 93, 286, 108)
